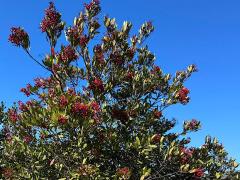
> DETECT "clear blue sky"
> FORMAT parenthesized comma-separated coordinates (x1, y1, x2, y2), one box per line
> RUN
(1, 0, 240, 161)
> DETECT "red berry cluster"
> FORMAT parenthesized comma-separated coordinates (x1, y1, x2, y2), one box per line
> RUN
(91, 101, 100, 112)
(79, 35, 89, 47)
(110, 53, 123, 66)
(40, 2, 62, 32)
(125, 71, 134, 80)
(58, 115, 68, 124)
(84, 0, 100, 11)
(59, 95, 68, 108)
(48, 88, 55, 98)
(58, 45, 78, 63)
(67, 88, 76, 96)
(116, 167, 130, 176)
(194, 168, 204, 178)
(20, 84, 32, 97)
(66, 26, 81, 46)
(184, 119, 200, 132)
(5, 131, 12, 143)
(90, 101, 101, 123)
(140, 21, 154, 38)
(151, 134, 161, 143)
(34, 78, 51, 88)
(18, 101, 28, 112)
(23, 135, 32, 144)
(2, 168, 14, 179)
(89, 78, 104, 92)
(8, 109, 19, 122)
(178, 87, 190, 104)
(153, 109, 162, 119)
(126, 48, 135, 60)
(180, 147, 194, 163)
(72, 102, 89, 116)
(8, 27, 29, 49)
(151, 66, 161, 74)
(18, 100, 38, 112)
(94, 45, 105, 64)
(146, 21, 153, 30)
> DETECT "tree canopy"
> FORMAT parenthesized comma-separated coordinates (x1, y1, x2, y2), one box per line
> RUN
(1, 1, 239, 179)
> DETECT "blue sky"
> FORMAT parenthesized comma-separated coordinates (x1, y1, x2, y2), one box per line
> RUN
(1, 0, 240, 161)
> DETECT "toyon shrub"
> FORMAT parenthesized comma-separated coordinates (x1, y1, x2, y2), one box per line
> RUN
(0, 1, 239, 179)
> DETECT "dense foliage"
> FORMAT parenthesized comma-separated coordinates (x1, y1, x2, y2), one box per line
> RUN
(1, 1, 239, 179)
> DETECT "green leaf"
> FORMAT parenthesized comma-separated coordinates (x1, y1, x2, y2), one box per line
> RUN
(83, 158, 87, 165)
(215, 172, 221, 179)
(136, 137, 141, 147)
(140, 167, 151, 180)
